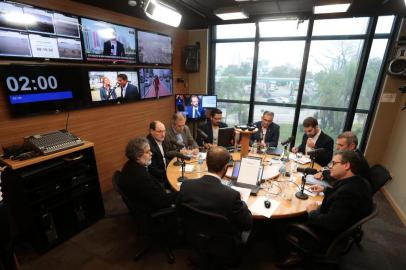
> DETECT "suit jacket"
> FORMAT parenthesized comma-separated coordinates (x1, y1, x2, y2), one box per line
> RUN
(196, 121, 228, 146)
(120, 160, 176, 214)
(103, 40, 125, 56)
(99, 86, 117, 100)
(164, 125, 198, 152)
(123, 83, 139, 100)
(177, 175, 252, 237)
(250, 121, 280, 147)
(185, 105, 205, 119)
(297, 131, 334, 167)
(308, 175, 372, 240)
(147, 134, 168, 184)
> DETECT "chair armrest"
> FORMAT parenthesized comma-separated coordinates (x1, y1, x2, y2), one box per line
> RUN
(286, 223, 322, 254)
(151, 205, 176, 219)
(287, 223, 320, 241)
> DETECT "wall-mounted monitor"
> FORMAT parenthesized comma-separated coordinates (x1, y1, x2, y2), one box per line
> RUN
(88, 70, 139, 102)
(175, 94, 207, 120)
(139, 68, 172, 99)
(81, 18, 136, 63)
(0, 1, 82, 60)
(0, 65, 86, 116)
(201, 95, 217, 108)
(137, 30, 172, 65)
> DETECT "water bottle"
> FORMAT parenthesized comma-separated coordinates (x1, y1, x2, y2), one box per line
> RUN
(279, 162, 286, 177)
(251, 141, 258, 154)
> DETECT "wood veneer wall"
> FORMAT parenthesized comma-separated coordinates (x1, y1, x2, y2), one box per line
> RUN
(0, 0, 189, 192)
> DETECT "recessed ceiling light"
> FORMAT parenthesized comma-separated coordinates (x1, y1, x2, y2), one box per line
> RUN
(314, 3, 351, 14)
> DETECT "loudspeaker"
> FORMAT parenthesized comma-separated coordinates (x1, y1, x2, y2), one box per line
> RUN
(387, 44, 406, 76)
(184, 45, 200, 72)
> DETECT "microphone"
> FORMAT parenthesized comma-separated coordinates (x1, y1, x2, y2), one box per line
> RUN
(307, 148, 325, 156)
(170, 139, 185, 150)
(197, 128, 209, 142)
(281, 136, 294, 146)
(297, 167, 318, 175)
(166, 150, 191, 161)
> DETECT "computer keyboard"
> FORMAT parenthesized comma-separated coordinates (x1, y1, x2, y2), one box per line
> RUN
(25, 130, 84, 155)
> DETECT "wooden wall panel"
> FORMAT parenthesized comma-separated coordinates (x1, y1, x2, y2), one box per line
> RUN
(0, 0, 189, 192)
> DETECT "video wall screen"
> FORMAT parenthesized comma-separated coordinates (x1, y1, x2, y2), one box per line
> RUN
(88, 70, 139, 102)
(137, 30, 172, 65)
(0, 1, 82, 60)
(139, 68, 172, 99)
(81, 18, 136, 63)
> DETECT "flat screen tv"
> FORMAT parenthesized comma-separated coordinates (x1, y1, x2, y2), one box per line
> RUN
(81, 17, 136, 63)
(88, 70, 139, 102)
(139, 68, 172, 99)
(201, 95, 217, 108)
(0, 65, 86, 116)
(137, 30, 172, 65)
(0, 1, 82, 60)
(175, 94, 207, 120)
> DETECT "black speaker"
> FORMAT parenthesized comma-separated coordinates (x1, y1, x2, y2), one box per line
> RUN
(388, 57, 406, 76)
(184, 45, 200, 72)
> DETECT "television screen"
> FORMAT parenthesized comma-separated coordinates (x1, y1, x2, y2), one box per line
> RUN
(88, 70, 139, 102)
(81, 18, 136, 63)
(0, 2, 82, 60)
(0, 65, 86, 116)
(202, 95, 217, 108)
(175, 94, 206, 120)
(137, 30, 172, 64)
(139, 68, 172, 99)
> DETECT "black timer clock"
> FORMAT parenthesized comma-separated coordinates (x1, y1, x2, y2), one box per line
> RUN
(0, 65, 86, 116)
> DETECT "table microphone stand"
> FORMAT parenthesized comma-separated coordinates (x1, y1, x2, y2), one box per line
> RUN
(295, 172, 309, 200)
(310, 154, 316, 169)
(173, 157, 182, 166)
(177, 159, 188, 182)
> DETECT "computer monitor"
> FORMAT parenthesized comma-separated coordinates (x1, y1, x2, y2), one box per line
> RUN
(175, 94, 206, 120)
(218, 127, 235, 148)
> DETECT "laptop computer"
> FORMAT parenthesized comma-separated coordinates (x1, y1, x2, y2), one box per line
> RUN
(217, 127, 234, 149)
(231, 156, 263, 195)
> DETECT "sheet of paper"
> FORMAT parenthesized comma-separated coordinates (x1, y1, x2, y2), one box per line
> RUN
(237, 157, 262, 185)
(262, 163, 281, 180)
(305, 175, 332, 188)
(289, 153, 311, 164)
(179, 164, 194, 172)
(249, 196, 280, 218)
(231, 186, 251, 203)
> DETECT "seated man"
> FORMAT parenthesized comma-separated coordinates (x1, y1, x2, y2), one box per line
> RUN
(120, 137, 176, 214)
(196, 108, 228, 147)
(280, 150, 373, 267)
(292, 116, 333, 166)
(147, 121, 169, 187)
(250, 111, 280, 147)
(177, 146, 252, 243)
(315, 131, 370, 183)
(164, 112, 199, 155)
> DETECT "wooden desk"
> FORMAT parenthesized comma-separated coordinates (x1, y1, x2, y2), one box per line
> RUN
(166, 152, 324, 219)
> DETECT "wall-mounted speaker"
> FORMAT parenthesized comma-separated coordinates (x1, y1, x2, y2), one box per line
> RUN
(184, 44, 200, 73)
(387, 44, 406, 76)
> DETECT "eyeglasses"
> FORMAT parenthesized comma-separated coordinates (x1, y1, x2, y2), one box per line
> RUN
(328, 160, 345, 168)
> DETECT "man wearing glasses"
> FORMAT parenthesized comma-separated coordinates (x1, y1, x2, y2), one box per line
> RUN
(279, 150, 372, 267)
(250, 111, 280, 148)
(147, 121, 169, 187)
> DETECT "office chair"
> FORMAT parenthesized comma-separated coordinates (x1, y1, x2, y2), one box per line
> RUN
(177, 203, 243, 269)
(286, 202, 378, 267)
(369, 165, 392, 195)
(112, 170, 175, 264)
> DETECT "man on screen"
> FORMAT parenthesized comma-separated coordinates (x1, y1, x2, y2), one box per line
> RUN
(117, 73, 139, 100)
(185, 95, 205, 119)
(153, 75, 160, 99)
(103, 29, 125, 57)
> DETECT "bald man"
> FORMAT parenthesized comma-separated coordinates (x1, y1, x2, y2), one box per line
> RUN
(147, 121, 169, 186)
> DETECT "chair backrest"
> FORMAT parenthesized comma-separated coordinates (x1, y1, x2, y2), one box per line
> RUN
(369, 164, 392, 194)
(326, 202, 378, 256)
(177, 203, 241, 264)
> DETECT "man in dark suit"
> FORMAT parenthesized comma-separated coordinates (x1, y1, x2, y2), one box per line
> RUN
(147, 121, 168, 187)
(185, 95, 205, 119)
(314, 131, 370, 183)
(197, 108, 228, 147)
(279, 150, 372, 267)
(177, 146, 252, 243)
(120, 137, 176, 214)
(292, 117, 333, 167)
(117, 73, 139, 100)
(103, 30, 125, 56)
(250, 111, 280, 147)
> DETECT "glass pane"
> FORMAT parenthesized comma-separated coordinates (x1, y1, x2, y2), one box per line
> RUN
(256, 41, 305, 104)
(375, 16, 395, 34)
(259, 19, 308, 37)
(357, 39, 388, 110)
(313, 18, 369, 36)
(253, 105, 295, 142)
(215, 42, 255, 101)
(294, 108, 346, 147)
(303, 40, 364, 108)
(218, 102, 249, 126)
(216, 23, 256, 39)
(351, 113, 368, 142)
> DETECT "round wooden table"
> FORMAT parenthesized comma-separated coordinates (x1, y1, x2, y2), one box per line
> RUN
(166, 152, 324, 219)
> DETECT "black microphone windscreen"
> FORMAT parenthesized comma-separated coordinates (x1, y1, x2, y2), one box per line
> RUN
(281, 136, 294, 146)
(170, 139, 185, 148)
(166, 150, 191, 160)
(308, 148, 325, 156)
(197, 128, 209, 140)
(297, 167, 318, 175)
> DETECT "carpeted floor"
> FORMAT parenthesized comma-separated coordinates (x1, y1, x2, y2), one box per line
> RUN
(17, 190, 406, 270)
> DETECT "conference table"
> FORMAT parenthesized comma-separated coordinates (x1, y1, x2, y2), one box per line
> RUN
(166, 151, 324, 219)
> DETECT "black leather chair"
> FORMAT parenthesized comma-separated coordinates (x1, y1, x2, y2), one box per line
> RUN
(177, 202, 243, 269)
(369, 165, 392, 194)
(286, 202, 378, 267)
(112, 170, 175, 264)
